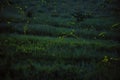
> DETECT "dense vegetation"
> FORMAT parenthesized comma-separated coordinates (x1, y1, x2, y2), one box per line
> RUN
(0, 0, 120, 80)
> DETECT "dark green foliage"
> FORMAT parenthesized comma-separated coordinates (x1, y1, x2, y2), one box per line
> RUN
(26, 11, 33, 18)
(0, 0, 120, 80)
(0, 35, 120, 80)
(0, 0, 13, 6)
(71, 10, 92, 22)
(111, 23, 120, 32)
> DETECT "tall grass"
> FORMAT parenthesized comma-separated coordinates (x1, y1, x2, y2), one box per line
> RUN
(0, 34, 120, 80)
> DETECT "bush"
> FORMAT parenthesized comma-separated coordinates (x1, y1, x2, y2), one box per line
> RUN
(71, 10, 92, 22)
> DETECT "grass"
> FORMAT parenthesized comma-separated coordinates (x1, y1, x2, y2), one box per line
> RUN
(0, 34, 119, 61)
(0, 0, 120, 80)
(2, 34, 120, 80)
(1, 21, 119, 41)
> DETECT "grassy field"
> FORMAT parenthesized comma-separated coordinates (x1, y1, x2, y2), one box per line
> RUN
(0, 0, 120, 80)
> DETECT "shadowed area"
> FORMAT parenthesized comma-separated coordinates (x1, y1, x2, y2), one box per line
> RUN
(0, 0, 120, 80)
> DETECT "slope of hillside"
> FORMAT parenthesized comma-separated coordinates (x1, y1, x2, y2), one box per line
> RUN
(0, 0, 120, 80)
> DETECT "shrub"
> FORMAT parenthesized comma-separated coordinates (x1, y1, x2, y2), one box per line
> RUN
(71, 10, 92, 22)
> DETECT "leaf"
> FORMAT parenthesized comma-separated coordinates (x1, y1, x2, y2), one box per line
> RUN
(102, 56, 109, 63)
(98, 32, 106, 37)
